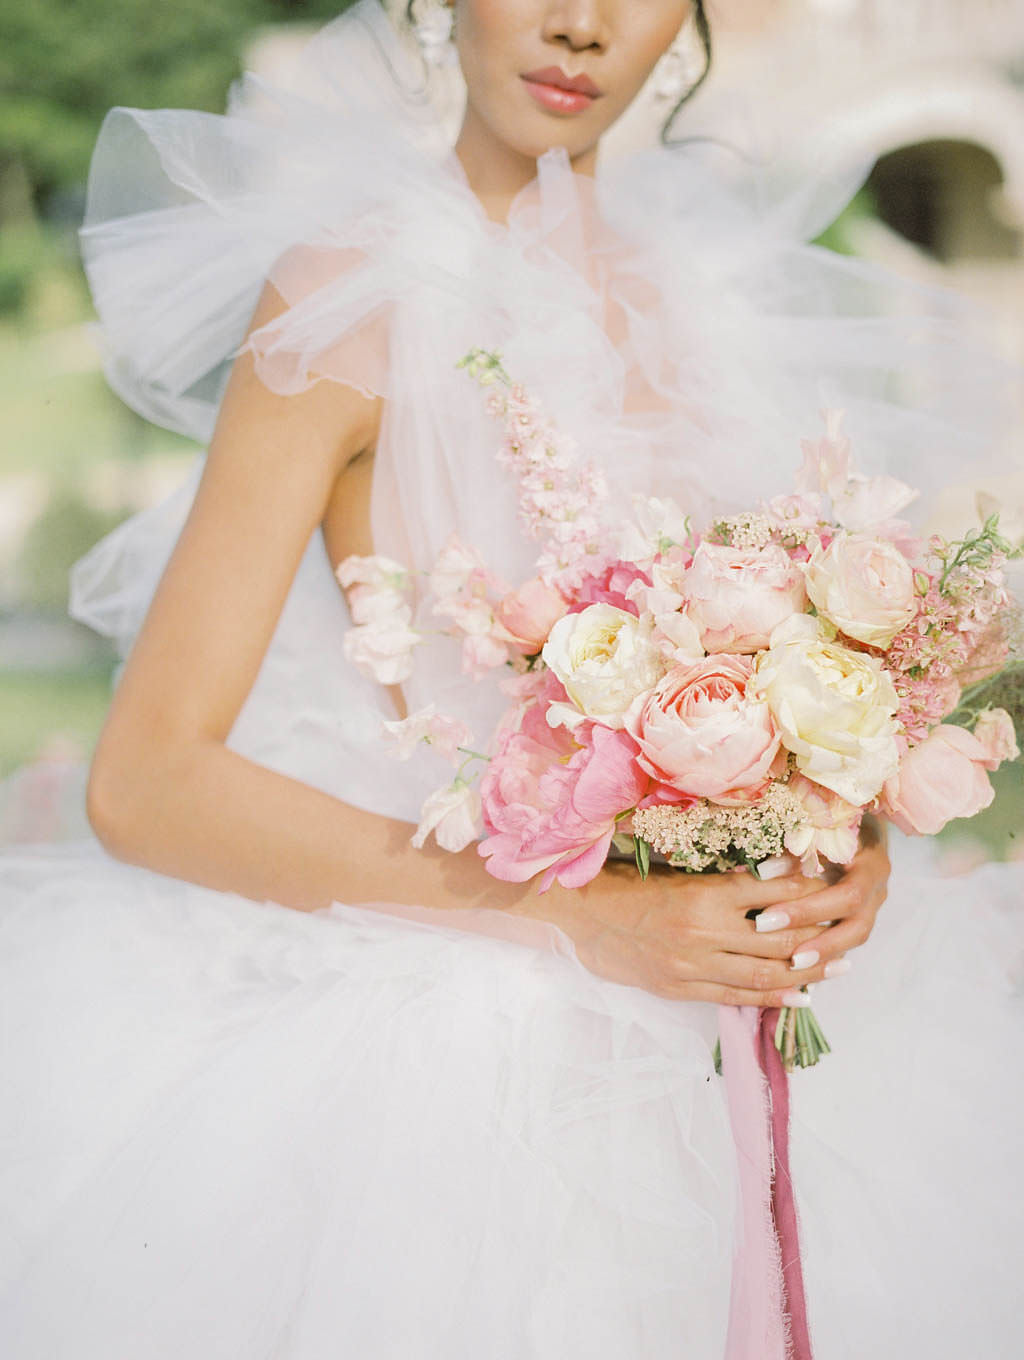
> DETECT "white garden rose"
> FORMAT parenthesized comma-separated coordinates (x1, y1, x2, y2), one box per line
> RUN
(542, 603, 668, 728)
(750, 615, 901, 805)
(804, 533, 917, 648)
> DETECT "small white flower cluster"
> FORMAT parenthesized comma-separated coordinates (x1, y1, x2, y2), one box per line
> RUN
(710, 512, 774, 553)
(632, 783, 807, 874)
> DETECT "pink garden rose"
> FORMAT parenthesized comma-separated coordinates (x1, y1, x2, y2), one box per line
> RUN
(682, 542, 807, 654)
(804, 532, 918, 648)
(480, 715, 649, 892)
(625, 654, 782, 803)
(494, 577, 569, 653)
(881, 724, 997, 835)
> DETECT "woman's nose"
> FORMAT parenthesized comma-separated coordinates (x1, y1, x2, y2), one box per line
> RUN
(541, 0, 610, 54)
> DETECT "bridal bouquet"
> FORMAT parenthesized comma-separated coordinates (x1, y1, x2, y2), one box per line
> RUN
(339, 350, 1022, 1070)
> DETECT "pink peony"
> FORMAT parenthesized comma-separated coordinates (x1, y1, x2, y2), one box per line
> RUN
(572, 560, 653, 617)
(880, 724, 996, 836)
(480, 719, 649, 892)
(625, 654, 782, 804)
(494, 577, 569, 653)
(682, 542, 807, 655)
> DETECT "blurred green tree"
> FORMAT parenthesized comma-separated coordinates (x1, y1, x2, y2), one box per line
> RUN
(0, 0, 361, 226)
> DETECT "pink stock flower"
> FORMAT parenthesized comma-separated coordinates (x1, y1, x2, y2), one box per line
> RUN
(893, 673, 962, 744)
(626, 654, 782, 804)
(880, 725, 997, 836)
(479, 719, 649, 892)
(494, 577, 569, 653)
(682, 541, 807, 655)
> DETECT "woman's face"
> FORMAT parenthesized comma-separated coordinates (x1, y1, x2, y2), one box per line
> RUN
(451, 1, 693, 165)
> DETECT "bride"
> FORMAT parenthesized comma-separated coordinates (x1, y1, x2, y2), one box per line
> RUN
(1, 2, 1021, 1356)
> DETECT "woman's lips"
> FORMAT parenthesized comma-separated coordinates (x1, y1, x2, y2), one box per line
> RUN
(520, 68, 602, 116)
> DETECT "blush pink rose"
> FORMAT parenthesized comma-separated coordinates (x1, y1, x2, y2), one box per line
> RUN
(480, 722, 649, 892)
(881, 724, 996, 836)
(625, 654, 782, 803)
(682, 542, 807, 654)
(494, 577, 569, 653)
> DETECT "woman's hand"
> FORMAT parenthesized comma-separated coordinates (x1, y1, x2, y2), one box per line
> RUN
(753, 817, 892, 975)
(537, 858, 846, 1007)
(535, 818, 892, 1007)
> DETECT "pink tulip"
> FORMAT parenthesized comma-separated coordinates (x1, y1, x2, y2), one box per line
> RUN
(881, 724, 996, 836)
(494, 577, 569, 653)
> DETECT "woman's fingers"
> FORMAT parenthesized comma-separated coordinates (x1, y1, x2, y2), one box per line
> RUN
(665, 978, 817, 1008)
(727, 923, 830, 960)
(750, 877, 861, 931)
(713, 868, 829, 914)
(713, 949, 837, 993)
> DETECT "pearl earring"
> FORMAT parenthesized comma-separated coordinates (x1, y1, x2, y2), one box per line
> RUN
(652, 34, 695, 104)
(410, 0, 457, 68)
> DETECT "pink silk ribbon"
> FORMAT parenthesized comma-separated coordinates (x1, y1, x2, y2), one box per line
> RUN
(717, 1004, 814, 1360)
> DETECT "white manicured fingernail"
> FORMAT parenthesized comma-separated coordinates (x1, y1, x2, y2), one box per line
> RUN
(780, 989, 812, 1008)
(755, 855, 794, 881)
(790, 950, 820, 971)
(824, 958, 852, 978)
(755, 910, 791, 933)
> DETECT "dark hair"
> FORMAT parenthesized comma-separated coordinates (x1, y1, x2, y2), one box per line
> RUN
(661, 2, 713, 144)
(402, 1, 713, 139)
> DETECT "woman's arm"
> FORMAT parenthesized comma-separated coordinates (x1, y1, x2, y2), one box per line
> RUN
(84, 278, 885, 1006)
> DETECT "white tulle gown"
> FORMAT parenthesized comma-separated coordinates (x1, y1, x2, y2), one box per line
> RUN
(1, 5, 1022, 1356)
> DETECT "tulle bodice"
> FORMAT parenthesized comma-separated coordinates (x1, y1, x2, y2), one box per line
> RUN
(68, 0, 1022, 825)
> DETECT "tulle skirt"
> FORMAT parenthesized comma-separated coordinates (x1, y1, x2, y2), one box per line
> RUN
(0, 826, 1021, 1358)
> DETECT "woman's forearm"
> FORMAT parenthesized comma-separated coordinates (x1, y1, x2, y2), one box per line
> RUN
(86, 738, 533, 916)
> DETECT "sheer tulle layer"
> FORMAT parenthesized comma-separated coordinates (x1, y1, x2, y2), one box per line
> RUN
(72, 0, 1024, 811)
(4, 4, 1023, 1355)
(0, 833, 1021, 1358)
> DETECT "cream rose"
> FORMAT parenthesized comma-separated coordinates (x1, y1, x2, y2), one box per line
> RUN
(542, 604, 667, 729)
(804, 533, 917, 648)
(625, 654, 781, 802)
(682, 542, 807, 655)
(750, 615, 900, 805)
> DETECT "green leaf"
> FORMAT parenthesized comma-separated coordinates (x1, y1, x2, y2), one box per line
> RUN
(634, 835, 651, 881)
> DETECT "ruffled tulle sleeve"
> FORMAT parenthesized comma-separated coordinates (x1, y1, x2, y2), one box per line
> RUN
(77, 0, 450, 441)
